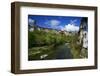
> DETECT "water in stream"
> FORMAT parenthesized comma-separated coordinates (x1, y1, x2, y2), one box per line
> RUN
(55, 44, 73, 59)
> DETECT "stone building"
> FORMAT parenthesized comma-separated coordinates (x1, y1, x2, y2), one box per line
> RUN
(28, 20, 41, 32)
(78, 18, 88, 49)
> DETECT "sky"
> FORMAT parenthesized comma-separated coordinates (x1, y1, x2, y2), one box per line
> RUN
(28, 15, 83, 31)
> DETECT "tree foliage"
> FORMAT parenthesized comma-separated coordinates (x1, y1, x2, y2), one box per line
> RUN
(28, 30, 68, 48)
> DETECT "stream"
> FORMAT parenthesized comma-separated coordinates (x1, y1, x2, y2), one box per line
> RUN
(55, 44, 73, 59)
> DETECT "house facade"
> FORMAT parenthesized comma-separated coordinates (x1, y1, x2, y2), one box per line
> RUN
(28, 20, 42, 32)
(78, 18, 88, 49)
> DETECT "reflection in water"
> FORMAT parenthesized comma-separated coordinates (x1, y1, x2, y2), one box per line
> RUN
(55, 44, 73, 59)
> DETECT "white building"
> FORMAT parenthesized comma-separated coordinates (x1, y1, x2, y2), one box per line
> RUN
(82, 31, 88, 48)
(78, 18, 88, 49)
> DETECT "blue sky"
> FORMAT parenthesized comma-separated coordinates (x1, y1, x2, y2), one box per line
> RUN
(28, 15, 83, 31)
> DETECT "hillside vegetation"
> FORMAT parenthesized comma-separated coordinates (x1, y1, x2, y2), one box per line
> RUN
(28, 30, 87, 60)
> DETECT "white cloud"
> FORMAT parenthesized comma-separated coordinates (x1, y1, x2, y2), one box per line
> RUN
(70, 19, 77, 25)
(28, 18, 35, 25)
(64, 24, 79, 32)
(51, 20, 60, 26)
(45, 20, 60, 26)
